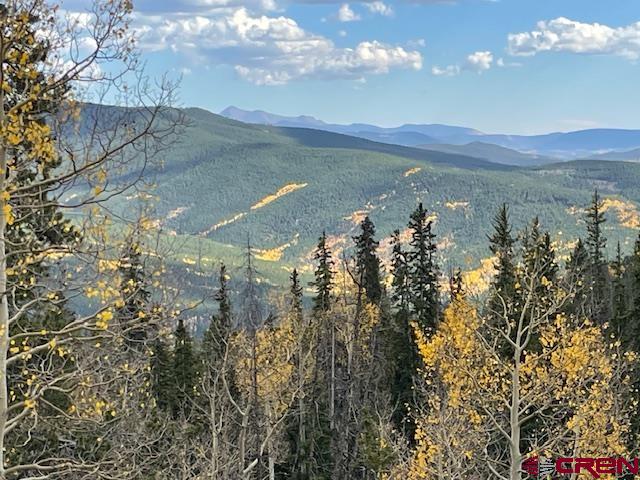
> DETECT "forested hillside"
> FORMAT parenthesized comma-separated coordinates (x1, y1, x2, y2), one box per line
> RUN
(99, 106, 640, 297)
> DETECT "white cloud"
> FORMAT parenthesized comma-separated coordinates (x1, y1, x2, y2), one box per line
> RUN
(431, 50, 493, 77)
(337, 4, 360, 22)
(407, 38, 426, 48)
(364, 1, 394, 17)
(508, 17, 640, 60)
(134, 8, 422, 85)
(431, 64, 460, 76)
(466, 50, 493, 71)
(338, 29, 347, 37)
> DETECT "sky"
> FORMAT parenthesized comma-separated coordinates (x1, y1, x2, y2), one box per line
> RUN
(71, 0, 640, 134)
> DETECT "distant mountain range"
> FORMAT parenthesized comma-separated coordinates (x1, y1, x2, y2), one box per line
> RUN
(220, 106, 640, 164)
(588, 148, 640, 162)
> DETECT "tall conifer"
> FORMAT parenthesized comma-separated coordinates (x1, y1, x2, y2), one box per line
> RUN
(407, 203, 439, 333)
(585, 190, 608, 320)
(311, 232, 334, 314)
(173, 319, 197, 417)
(488, 204, 517, 317)
(353, 216, 383, 304)
(388, 230, 419, 440)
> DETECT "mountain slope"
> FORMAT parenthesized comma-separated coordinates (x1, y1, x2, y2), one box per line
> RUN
(588, 148, 640, 162)
(97, 107, 640, 292)
(419, 142, 557, 167)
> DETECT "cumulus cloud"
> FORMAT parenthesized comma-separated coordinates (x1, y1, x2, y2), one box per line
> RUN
(337, 4, 360, 22)
(431, 64, 460, 76)
(508, 17, 640, 60)
(134, 8, 422, 85)
(466, 50, 493, 71)
(431, 50, 493, 76)
(364, 1, 394, 17)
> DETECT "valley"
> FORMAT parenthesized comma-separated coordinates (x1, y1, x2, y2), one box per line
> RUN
(102, 107, 640, 296)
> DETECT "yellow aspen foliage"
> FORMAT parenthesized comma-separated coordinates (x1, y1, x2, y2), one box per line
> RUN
(235, 320, 296, 416)
(409, 296, 490, 479)
(408, 295, 635, 479)
(96, 310, 114, 329)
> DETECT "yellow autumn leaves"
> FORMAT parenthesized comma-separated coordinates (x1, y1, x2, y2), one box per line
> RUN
(408, 295, 635, 479)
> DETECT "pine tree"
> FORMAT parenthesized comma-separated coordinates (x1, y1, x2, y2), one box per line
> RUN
(388, 230, 419, 439)
(173, 319, 197, 418)
(390, 230, 411, 314)
(407, 203, 439, 333)
(486, 204, 520, 367)
(585, 190, 609, 320)
(353, 216, 383, 304)
(567, 238, 589, 278)
(566, 238, 589, 316)
(307, 233, 337, 479)
(311, 231, 334, 314)
(202, 264, 232, 366)
(151, 336, 175, 413)
(291, 268, 304, 318)
(487, 204, 517, 318)
(449, 268, 464, 301)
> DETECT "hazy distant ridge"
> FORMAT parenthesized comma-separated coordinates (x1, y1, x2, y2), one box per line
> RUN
(221, 106, 640, 162)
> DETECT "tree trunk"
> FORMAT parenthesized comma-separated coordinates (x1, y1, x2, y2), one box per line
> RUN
(510, 328, 523, 480)
(330, 321, 335, 430)
(0, 38, 8, 479)
(297, 336, 307, 476)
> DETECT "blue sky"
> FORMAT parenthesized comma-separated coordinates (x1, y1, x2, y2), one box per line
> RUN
(76, 0, 640, 134)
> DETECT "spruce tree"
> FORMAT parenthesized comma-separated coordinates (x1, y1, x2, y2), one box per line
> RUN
(353, 216, 383, 304)
(291, 268, 304, 318)
(202, 264, 232, 366)
(151, 336, 175, 413)
(449, 268, 464, 301)
(568, 238, 588, 278)
(487, 204, 517, 318)
(585, 190, 608, 320)
(388, 230, 419, 440)
(307, 233, 337, 479)
(566, 238, 589, 315)
(390, 230, 411, 314)
(487, 204, 520, 363)
(407, 203, 439, 333)
(173, 318, 197, 418)
(311, 231, 334, 314)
